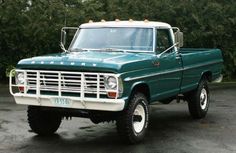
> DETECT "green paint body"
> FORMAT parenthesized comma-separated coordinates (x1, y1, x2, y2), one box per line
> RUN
(17, 47, 223, 106)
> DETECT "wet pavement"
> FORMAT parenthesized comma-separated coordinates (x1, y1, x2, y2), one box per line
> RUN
(0, 83, 236, 153)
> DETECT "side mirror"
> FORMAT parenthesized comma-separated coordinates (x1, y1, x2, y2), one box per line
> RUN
(60, 27, 79, 52)
(174, 31, 183, 48)
(61, 29, 67, 46)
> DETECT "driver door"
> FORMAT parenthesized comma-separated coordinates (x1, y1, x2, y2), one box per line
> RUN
(153, 29, 182, 99)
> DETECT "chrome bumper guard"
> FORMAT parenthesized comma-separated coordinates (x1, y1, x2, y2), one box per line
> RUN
(9, 69, 125, 111)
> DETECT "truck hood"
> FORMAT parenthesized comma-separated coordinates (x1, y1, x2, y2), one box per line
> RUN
(17, 51, 155, 73)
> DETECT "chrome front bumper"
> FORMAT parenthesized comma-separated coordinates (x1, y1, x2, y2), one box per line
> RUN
(13, 93, 125, 111)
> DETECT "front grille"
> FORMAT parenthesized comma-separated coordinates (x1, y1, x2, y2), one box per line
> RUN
(15, 70, 117, 98)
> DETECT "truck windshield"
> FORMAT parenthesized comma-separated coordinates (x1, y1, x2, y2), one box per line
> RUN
(69, 28, 153, 52)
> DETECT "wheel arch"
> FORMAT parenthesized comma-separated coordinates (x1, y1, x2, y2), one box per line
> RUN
(129, 82, 151, 104)
(201, 71, 212, 82)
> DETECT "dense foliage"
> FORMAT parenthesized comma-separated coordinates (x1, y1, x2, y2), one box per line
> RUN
(0, 0, 235, 80)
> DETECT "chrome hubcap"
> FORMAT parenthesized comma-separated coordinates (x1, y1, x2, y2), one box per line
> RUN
(200, 88, 208, 110)
(132, 103, 145, 133)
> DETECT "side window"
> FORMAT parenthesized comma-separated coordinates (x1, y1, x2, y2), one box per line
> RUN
(156, 29, 172, 53)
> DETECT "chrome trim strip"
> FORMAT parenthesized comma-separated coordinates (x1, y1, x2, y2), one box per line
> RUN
(124, 60, 223, 82)
(183, 60, 223, 71)
(153, 27, 155, 53)
(124, 68, 182, 81)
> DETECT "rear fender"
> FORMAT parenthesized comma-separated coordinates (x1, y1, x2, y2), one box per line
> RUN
(200, 71, 212, 82)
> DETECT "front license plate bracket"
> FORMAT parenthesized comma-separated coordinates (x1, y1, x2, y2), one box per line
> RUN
(51, 97, 72, 107)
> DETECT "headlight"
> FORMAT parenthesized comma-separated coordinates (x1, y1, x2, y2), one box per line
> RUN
(104, 76, 117, 89)
(16, 72, 25, 84)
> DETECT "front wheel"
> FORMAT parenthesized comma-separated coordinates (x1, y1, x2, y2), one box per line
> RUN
(116, 93, 149, 144)
(27, 106, 62, 136)
(187, 78, 210, 119)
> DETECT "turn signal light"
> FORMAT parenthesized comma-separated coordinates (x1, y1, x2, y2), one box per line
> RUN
(107, 92, 117, 98)
(18, 86, 24, 92)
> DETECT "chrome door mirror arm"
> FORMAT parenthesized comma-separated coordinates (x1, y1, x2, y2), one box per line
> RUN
(157, 43, 179, 58)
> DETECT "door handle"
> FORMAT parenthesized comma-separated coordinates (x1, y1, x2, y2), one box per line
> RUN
(176, 56, 181, 60)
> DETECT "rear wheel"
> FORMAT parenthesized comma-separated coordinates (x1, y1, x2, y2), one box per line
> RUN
(187, 77, 210, 119)
(116, 93, 149, 144)
(27, 106, 62, 136)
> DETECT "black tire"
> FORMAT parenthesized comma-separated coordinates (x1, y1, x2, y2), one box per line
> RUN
(187, 77, 210, 119)
(116, 92, 149, 144)
(27, 106, 62, 136)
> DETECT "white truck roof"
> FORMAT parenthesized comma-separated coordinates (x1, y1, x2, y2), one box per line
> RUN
(80, 20, 172, 29)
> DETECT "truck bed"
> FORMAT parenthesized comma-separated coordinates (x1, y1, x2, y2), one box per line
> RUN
(179, 48, 223, 93)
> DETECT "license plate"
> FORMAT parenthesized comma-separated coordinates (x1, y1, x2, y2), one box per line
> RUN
(52, 98, 72, 107)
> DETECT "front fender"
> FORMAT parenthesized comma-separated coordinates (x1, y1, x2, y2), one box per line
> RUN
(122, 80, 149, 105)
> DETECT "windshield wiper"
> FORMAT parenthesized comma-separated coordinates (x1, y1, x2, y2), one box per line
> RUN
(69, 47, 151, 53)
(69, 48, 126, 53)
(101, 48, 126, 52)
(70, 48, 107, 52)
(70, 48, 89, 52)
(70, 48, 125, 52)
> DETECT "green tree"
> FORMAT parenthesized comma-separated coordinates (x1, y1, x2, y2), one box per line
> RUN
(0, 0, 235, 81)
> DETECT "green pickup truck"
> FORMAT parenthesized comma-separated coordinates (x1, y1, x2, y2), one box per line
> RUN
(9, 20, 223, 144)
